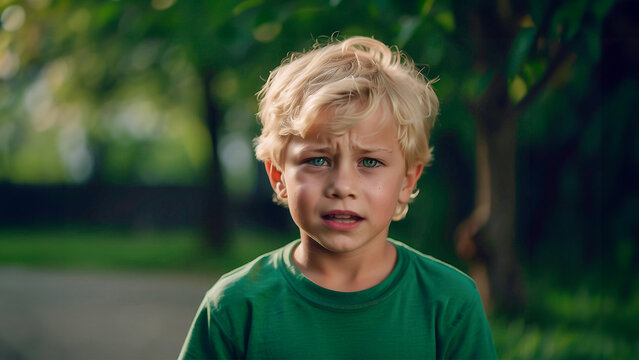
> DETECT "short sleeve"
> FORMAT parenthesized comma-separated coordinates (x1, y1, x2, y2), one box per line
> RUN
(439, 288, 498, 360)
(178, 295, 236, 360)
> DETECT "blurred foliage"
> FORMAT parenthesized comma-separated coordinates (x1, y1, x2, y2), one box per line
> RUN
(0, 0, 636, 308)
(1, 0, 214, 185)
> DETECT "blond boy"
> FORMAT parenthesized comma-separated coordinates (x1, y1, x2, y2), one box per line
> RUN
(179, 36, 497, 359)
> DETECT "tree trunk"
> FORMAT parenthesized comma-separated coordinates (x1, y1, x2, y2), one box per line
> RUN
(482, 114, 527, 313)
(200, 69, 230, 250)
(456, 72, 527, 314)
(451, 0, 595, 315)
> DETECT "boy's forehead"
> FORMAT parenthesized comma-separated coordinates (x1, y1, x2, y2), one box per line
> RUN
(291, 108, 399, 151)
(307, 103, 393, 137)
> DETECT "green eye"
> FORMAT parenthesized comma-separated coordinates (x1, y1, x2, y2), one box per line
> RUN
(308, 158, 327, 166)
(362, 158, 379, 168)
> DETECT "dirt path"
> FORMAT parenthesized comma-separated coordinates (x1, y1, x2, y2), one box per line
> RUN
(0, 267, 216, 360)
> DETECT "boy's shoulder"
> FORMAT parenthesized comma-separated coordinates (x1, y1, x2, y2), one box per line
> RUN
(392, 239, 478, 300)
(202, 241, 294, 309)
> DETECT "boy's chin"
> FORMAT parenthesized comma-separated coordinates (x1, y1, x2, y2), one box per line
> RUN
(303, 234, 385, 254)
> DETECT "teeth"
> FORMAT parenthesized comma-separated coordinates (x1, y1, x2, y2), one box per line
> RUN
(326, 214, 359, 223)
(333, 218, 355, 223)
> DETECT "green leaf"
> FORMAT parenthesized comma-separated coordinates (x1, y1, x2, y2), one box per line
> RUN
(233, 0, 264, 16)
(253, 22, 282, 43)
(551, 0, 587, 41)
(582, 25, 602, 63)
(593, 0, 617, 20)
(420, 0, 435, 15)
(506, 26, 536, 78)
(508, 75, 527, 103)
(435, 11, 455, 32)
(529, 0, 551, 28)
(395, 16, 421, 48)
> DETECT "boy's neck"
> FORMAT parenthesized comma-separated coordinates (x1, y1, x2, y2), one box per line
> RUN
(292, 236, 397, 292)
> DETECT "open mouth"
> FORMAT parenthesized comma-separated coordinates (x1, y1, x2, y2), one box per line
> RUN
(321, 211, 363, 223)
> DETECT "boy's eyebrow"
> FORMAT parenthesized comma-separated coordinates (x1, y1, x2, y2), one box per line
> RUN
(294, 144, 333, 153)
(356, 146, 393, 153)
(295, 143, 394, 154)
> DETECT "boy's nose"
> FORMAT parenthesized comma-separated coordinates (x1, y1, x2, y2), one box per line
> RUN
(325, 163, 357, 199)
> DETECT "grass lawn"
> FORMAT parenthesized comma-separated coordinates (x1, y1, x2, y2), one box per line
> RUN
(490, 284, 639, 359)
(0, 226, 288, 274)
(0, 226, 637, 359)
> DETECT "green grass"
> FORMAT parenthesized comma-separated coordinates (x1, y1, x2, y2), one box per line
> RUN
(0, 226, 288, 274)
(0, 226, 636, 359)
(491, 278, 639, 360)
(492, 317, 639, 359)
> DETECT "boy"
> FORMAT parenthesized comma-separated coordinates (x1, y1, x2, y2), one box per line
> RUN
(179, 36, 497, 359)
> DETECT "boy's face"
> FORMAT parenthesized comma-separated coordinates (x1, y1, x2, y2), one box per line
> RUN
(267, 106, 423, 255)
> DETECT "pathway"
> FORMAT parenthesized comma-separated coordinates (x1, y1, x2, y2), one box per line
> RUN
(0, 267, 215, 360)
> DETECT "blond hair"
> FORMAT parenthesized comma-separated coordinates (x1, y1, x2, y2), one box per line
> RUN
(254, 36, 439, 220)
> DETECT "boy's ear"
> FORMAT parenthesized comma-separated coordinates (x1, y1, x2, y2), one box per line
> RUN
(399, 162, 424, 204)
(265, 161, 287, 199)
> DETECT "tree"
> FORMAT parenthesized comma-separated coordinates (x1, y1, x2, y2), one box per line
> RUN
(1, 1, 265, 248)
(445, 0, 615, 312)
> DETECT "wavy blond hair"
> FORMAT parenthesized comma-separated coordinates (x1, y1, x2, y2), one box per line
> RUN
(254, 36, 439, 220)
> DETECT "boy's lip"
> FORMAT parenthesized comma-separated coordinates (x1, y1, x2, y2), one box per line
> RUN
(321, 210, 363, 219)
(321, 210, 363, 231)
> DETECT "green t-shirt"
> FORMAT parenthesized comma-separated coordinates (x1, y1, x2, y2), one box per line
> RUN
(179, 239, 497, 359)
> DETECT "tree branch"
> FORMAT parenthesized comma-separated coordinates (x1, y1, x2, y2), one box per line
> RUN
(510, 3, 592, 118)
(510, 43, 572, 117)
